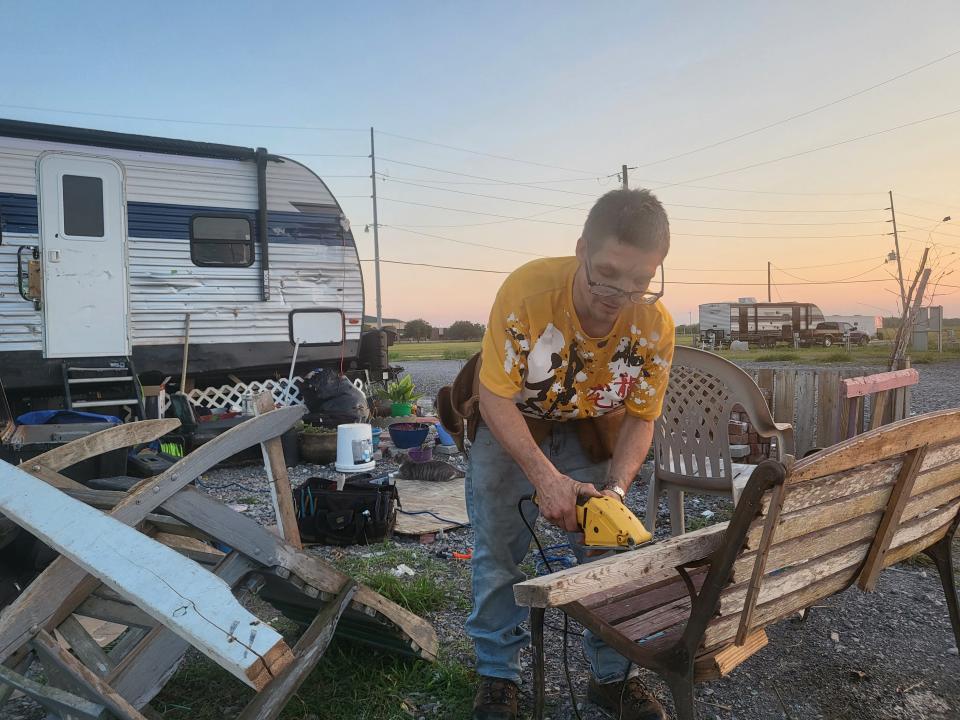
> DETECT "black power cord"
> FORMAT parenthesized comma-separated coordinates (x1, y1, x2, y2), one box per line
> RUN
(517, 495, 636, 720)
(517, 496, 586, 720)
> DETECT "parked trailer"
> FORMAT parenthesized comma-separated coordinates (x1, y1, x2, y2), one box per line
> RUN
(0, 119, 372, 407)
(698, 302, 825, 347)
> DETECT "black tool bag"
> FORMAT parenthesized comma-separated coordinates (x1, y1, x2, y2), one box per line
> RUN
(293, 474, 399, 545)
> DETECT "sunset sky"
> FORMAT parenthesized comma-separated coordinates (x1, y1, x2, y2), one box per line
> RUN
(3, 2, 960, 326)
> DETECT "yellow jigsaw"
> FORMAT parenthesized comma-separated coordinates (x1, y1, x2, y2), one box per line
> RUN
(577, 495, 652, 550)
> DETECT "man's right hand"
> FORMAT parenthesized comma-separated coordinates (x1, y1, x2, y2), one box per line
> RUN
(533, 470, 602, 532)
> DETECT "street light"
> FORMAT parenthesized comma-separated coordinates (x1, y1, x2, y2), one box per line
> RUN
(928, 216, 952, 245)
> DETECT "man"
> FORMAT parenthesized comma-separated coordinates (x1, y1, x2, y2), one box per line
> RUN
(466, 188, 675, 720)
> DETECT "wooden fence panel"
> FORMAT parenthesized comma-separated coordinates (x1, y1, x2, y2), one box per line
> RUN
(815, 371, 842, 448)
(773, 370, 797, 428)
(794, 372, 816, 457)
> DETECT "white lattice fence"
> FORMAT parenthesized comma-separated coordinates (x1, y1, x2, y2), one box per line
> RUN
(161, 377, 304, 415)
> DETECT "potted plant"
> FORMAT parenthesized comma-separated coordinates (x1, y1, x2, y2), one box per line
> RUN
(378, 376, 422, 417)
(297, 422, 338, 464)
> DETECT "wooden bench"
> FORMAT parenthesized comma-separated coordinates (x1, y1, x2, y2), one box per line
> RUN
(515, 408, 960, 719)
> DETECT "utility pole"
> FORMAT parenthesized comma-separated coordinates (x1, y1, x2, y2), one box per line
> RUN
(370, 127, 382, 329)
(621, 164, 629, 190)
(767, 261, 772, 302)
(888, 190, 906, 312)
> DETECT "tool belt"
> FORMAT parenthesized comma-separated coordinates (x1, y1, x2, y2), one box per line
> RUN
(293, 474, 399, 545)
(437, 352, 624, 462)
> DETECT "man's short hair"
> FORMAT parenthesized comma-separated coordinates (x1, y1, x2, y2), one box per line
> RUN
(582, 188, 670, 255)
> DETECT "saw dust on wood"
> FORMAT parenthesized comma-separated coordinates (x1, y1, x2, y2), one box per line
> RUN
(395, 477, 469, 536)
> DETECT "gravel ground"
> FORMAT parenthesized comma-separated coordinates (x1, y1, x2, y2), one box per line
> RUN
(5, 358, 957, 719)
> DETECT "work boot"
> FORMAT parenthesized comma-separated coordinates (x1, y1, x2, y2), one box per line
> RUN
(472, 676, 519, 720)
(587, 676, 668, 720)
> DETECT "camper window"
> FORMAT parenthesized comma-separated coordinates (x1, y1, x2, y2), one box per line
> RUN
(190, 215, 254, 267)
(62, 175, 105, 237)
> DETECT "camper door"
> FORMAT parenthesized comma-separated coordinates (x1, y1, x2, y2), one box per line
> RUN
(38, 154, 129, 358)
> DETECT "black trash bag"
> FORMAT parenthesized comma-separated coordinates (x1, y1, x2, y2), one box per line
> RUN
(301, 369, 369, 424)
(293, 474, 399, 545)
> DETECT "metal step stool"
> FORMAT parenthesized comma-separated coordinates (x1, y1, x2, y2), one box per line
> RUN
(62, 357, 145, 421)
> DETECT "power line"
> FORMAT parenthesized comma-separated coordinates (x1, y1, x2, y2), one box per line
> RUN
(634, 48, 960, 169)
(357, 258, 901, 285)
(380, 225, 546, 257)
(373, 129, 601, 175)
(377, 196, 584, 226)
(359, 259, 510, 274)
(0, 102, 367, 132)
(376, 176, 887, 223)
(652, 105, 960, 190)
(773, 262, 887, 283)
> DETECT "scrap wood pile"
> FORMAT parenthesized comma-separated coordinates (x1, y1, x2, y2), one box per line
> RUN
(0, 410, 438, 720)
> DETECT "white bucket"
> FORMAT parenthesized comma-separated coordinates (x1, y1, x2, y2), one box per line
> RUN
(335, 423, 376, 473)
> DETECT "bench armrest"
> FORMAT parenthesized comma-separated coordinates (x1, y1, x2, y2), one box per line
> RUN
(513, 522, 728, 609)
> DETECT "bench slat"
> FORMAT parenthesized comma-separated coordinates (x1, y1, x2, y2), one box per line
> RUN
(590, 569, 706, 625)
(704, 568, 852, 649)
(746, 466, 960, 549)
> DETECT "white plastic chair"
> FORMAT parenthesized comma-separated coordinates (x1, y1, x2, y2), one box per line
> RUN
(646, 346, 795, 536)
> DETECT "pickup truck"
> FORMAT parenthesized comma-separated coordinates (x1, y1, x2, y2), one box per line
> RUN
(812, 321, 871, 347)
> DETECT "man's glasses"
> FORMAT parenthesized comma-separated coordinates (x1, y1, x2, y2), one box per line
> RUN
(584, 254, 665, 305)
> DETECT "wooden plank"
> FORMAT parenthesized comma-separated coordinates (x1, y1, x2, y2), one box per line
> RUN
(694, 629, 768, 682)
(31, 629, 149, 720)
(106, 628, 148, 665)
(736, 483, 786, 644)
(514, 523, 728, 608)
(733, 512, 881, 583)
(107, 553, 256, 709)
(394, 477, 469, 535)
(773, 370, 796, 427)
(788, 408, 960, 484)
(705, 568, 852, 648)
(236, 581, 357, 720)
(883, 518, 956, 568)
(254, 392, 301, 550)
(162, 486, 440, 662)
(745, 469, 959, 550)
(778, 459, 901, 515)
(859, 445, 928, 591)
(720, 541, 868, 615)
(841, 369, 919, 399)
(793, 372, 816, 456)
(0, 660, 108, 720)
(20, 420, 181, 472)
(57, 616, 114, 678)
(0, 461, 294, 690)
(0, 407, 302, 666)
(53, 482, 440, 664)
(154, 533, 225, 566)
(756, 369, 774, 410)
(75, 597, 155, 630)
(815, 371, 841, 448)
(869, 390, 890, 431)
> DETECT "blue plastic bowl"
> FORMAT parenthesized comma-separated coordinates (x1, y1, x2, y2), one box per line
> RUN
(388, 422, 430, 449)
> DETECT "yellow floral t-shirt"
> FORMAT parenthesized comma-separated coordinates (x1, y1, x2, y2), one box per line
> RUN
(480, 257, 674, 421)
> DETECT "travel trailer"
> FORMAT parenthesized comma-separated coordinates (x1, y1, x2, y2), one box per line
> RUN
(699, 301, 826, 347)
(0, 119, 370, 411)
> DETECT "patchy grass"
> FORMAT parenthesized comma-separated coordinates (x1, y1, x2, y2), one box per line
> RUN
(390, 341, 481, 361)
(822, 351, 854, 363)
(328, 542, 469, 613)
(754, 351, 799, 362)
(153, 640, 475, 720)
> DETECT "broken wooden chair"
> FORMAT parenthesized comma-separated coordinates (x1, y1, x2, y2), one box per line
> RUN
(517, 407, 960, 719)
(0, 410, 438, 719)
(647, 346, 794, 536)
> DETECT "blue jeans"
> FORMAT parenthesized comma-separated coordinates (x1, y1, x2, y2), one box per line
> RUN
(465, 423, 633, 684)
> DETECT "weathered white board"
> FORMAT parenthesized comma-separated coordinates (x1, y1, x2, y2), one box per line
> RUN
(0, 461, 292, 689)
